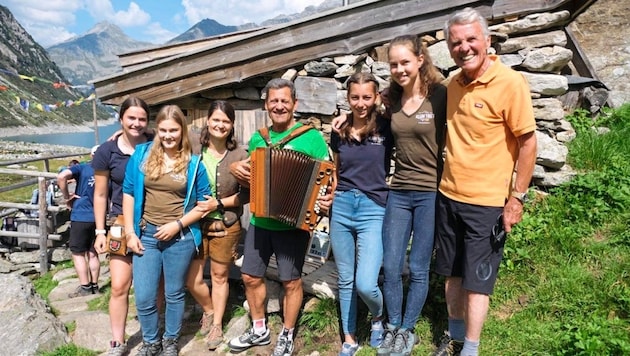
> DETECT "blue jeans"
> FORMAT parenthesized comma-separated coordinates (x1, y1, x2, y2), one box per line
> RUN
(330, 189, 385, 335)
(133, 222, 196, 342)
(382, 190, 436, 330)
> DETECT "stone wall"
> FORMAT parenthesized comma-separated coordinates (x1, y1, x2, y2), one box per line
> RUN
(249, 9, 600, 188)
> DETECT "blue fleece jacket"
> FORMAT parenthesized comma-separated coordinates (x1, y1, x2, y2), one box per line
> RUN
(122, 142, 211, 247)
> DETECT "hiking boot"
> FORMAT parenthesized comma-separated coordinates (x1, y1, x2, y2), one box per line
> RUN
(391, 328, 417, 356)
(161, 337, 178, 356)
(68, 285, 93, 298)
(272, 334, 294, 356)
(338, 342, 360, 356)
(376, 325, 398, 355)
(107, 340, 128, 356)
(228, 327, 271, 352)
(136, 340, 162, 356)
(432, 332, 463, 356)
(205, 324, 224, 350)
(370, 319, 385, 347)
(199, 311, 214, 335)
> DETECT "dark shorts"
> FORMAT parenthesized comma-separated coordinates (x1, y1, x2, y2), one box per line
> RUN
(240, 225, 310, 282)
(434, 193, 505, 295)
(195, 219, 241, 263)
(69, 221, 97, 253)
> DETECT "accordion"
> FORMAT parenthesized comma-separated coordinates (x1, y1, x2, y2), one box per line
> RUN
(250, 147, 335, 231)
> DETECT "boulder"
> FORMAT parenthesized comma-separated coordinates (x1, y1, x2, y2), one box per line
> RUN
(536, 131, 568, 169)
(497, 30, 567, 54)
(521, 46, 573, 73)
(0, 274, 70, 355)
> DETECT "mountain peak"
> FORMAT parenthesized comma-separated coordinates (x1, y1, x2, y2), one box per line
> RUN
(86, 21, 124, 36)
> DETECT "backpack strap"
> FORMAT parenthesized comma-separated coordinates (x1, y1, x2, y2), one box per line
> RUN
(258, 124, 315, 149)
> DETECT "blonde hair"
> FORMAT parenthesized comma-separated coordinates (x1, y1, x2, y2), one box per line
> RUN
(143, 105, 191, 180)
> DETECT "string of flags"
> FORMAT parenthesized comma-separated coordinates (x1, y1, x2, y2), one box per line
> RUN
(0, 68, 97, 112)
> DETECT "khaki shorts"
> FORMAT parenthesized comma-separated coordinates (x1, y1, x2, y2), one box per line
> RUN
(195, 219, 241, 263)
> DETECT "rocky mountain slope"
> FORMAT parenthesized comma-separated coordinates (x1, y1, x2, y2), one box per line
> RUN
(47, 22, 154, 86)
(0, 5, 109, 130)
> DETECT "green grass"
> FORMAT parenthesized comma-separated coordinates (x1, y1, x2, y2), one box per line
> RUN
(33, 271, 59, 301)
(37, 343, 97, 356)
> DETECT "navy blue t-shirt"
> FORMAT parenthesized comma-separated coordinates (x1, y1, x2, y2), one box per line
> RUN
(91, 140, 131, 216)
(68, 163, 96, 222)
(330, 115, 393, 207)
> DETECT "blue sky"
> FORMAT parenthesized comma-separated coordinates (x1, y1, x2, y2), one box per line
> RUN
(1, 0, 325, 47)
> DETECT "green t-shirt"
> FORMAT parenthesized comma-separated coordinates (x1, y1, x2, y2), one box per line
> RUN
(201, 148, 222, 220)
(248, 122, 329, 231)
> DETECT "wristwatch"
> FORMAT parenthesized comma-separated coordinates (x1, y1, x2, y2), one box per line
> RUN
(510, 190, 528, 203)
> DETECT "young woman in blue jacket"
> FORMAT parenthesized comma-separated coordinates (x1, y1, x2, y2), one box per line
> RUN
(122, 105, 211, 355)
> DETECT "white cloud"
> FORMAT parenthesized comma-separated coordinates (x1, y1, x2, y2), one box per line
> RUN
(180, 0, 325, 26)
(84, 1, 151, 28)
(143, 22, 179, 44)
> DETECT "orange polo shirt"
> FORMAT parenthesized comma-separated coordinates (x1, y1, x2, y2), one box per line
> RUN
(439, 55, 536, 207)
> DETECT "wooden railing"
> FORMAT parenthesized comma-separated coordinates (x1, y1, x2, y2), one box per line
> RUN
(0, 152, 87, 273)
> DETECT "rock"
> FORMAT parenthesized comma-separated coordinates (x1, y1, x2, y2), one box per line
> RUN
(428, 40, 456, 71)
(522, 72, 569, 96)
(556, 130, 577, 142)
(9, 250, 39, 264)
(521, 46, 573, 73)
(370, 61, 390, 78)
(536, 131, 568, 169)
(333, 54, 360, 65)
(281, 68, 298, 81)
(499, 54, 524, 67)
(304, 61, 339, 77)
(294, 76, 338, 115)
(534, 164, 577, 187)
(0, 274, 70, 355)
(490, 11, 570, 35)
(50, 247, 72, 262)
(497, 30, 567, 53)
(532, 98, 566, 122)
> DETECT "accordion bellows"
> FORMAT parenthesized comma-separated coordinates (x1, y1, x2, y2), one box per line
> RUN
(250, 147, 334, 231)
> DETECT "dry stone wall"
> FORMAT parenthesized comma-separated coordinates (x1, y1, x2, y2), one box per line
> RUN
(206, 9, 615, 189)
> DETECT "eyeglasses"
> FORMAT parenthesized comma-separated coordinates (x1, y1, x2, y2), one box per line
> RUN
(492, 213, 506, 244)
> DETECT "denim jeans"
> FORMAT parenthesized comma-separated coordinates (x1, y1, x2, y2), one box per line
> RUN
(133, 222, 196, 342)
(330, 189, 385, 335)
(382, 190, 436, 330)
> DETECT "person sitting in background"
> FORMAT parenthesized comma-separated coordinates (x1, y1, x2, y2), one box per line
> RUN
(57, 145, 100, 297)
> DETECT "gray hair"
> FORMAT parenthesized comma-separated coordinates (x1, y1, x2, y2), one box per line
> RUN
(444, 7, 490, 42)
(262, 78, 297, 101)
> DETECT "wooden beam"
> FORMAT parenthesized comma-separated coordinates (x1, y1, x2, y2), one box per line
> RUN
(94, 0, 582, 105)
(93, 0, 482, 103)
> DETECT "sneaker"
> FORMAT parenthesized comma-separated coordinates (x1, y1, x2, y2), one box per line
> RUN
(205, 324, 224, 350)
(161, 337, 178, 356)
(199, 311, 214, 335)
(107, 341, 128, 356)
(228, 327, 271, 352)
(370, 320, 385, 347)
(432, 332, 464, 356)
(339, 342, 359, 356)
(272, 334, 294, 356)
(391, 328, 417, 356)
(68, 285, 93, 298)
(136, 341, 162, 356)
(91, 283, 100, 294)
(376, 325, 398, 355)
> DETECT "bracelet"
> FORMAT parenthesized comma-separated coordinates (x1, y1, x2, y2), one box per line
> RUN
(95, 229, 106, 236)
(176, 219, 184, 231)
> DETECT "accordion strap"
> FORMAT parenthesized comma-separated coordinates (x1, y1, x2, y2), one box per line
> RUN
(259, 124, 314, 148)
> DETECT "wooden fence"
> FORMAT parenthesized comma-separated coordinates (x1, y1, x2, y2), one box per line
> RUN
(0, 152, 87, 273)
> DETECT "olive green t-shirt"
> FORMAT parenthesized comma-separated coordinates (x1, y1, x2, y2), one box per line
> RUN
(143, 170, 186, 226)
